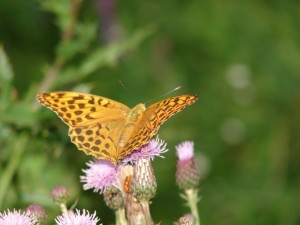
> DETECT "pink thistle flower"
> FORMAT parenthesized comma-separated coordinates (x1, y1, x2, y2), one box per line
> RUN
(176, 141, 194, 161)
(122, 137, 168, 164)
(175, 141, 200, 190)
(81, 159, 118, 193)
(51, 186, 69, 204)
(55, 209, 100, 225)
(0, 209, 37, 225)
(175, 213, 195, 225)
(26, 204, 47, 223)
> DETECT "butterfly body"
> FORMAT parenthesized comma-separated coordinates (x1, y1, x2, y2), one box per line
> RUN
(118, 103, 146, 148)
(37, 92, 198, 164)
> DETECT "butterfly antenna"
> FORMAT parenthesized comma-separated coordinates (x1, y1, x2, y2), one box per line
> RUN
(145, 86, 181, 104)
(118, 80, 138, 103)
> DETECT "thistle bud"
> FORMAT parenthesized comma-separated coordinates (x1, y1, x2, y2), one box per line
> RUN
(130, 159, 157, 202)
(103, 185, 124, 210)
(26, 204, 47, 224)
(175, 141, 200, 190)
(51, 186, 69, 205)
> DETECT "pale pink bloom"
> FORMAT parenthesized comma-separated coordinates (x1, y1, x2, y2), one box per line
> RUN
(122, 137, 168, 164)
(175, 141, 194, 161)
(0, 209, 37, 225)
(81, 159, 118, 193)
(55, 209, 100, 225)
(175, 141, 200, 190)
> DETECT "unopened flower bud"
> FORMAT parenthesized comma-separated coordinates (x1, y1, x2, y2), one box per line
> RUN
(103, 185, 124, 210)
(51, 186, 69, 205)
(131, 159, 157, 202)
(26, 204, 47, 223)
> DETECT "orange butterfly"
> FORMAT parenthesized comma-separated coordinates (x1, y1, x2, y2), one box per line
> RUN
(37, 92, 198, 164)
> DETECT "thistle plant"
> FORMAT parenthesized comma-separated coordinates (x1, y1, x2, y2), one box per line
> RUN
(0, 0, 203, 224)
(0, 139, 203, 224)
(175, 141, 201, 225)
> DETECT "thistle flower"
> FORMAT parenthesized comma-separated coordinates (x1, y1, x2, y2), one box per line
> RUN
(176, 141, 201, 225)
(55, 209, 100, 225)
(0, 209, 37, 225)
(175, 141, 200, 190)
(51, 186, 69, 205)
(26, 204, 47, 223)
(176, 141, 195, 161)
(81, 159, 118, 193)
(175, 213, 195, 225)
(122, 137, 168, 164)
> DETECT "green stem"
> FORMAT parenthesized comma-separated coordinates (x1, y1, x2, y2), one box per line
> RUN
(185, 189, 200, 225)
(0, 133, 28, 208)
(60, 203, 68, 213)
(115, 208, 127, 225)
(140, 201, 154, 225)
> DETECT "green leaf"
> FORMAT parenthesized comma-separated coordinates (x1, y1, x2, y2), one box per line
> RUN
(37, 0, 72, 32)
(0, 45, 14, 109)
(0, 103, 39, 128)
(57, 21, 97, 61)
(0, 132, 28, 208)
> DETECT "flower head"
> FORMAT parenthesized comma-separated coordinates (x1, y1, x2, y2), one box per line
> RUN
(55, 209, 100, 225)
(0, 209, 37, 225)
(175, 213, 195, 225)
(175, 141, 200, 190)
(51, 186, 69, 205)
(176, 141, 194, 161)
(81, 159, 118, 193)
(122, 137, 168, 164)
(26, 204, 47, 223)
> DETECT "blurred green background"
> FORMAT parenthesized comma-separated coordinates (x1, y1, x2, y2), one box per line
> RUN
(0, 0, 299, 224)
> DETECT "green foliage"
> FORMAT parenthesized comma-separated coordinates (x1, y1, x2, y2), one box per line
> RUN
(0, 0, 300, 224)
(0, 46, 14, 110)
(56, 25, 156, 87)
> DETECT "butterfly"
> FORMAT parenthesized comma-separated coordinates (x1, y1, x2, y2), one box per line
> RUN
(37, 92, 198, 164)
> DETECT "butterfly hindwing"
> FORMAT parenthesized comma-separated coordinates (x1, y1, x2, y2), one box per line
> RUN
(68, 120, 125, 163)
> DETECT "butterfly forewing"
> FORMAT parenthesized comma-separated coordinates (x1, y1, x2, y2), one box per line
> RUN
(120, 95, 198, 158)
(37, 92, 130, 127)
(37, 92, 130, 163)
